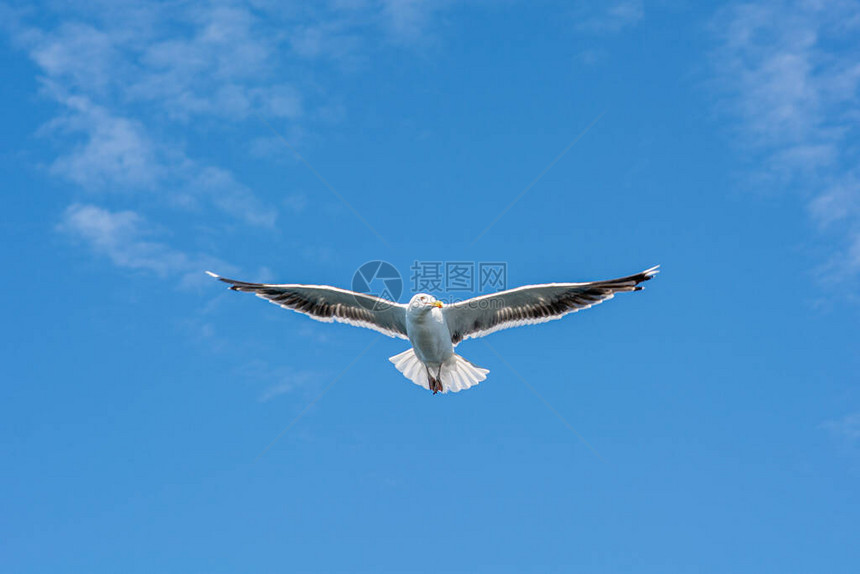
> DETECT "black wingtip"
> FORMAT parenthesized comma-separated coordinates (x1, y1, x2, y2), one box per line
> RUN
(642, 265, 660, 280)
(205, 271, 261, 290)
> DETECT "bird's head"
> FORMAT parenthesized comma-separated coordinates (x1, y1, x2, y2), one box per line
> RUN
(408, 293, 443, 312)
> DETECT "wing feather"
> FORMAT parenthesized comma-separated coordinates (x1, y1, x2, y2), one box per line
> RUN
(443, 266, 659, 344)
(207, 272, 408, 339)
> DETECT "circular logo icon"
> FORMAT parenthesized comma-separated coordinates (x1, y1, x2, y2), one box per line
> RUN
(351, 260, 403, 310)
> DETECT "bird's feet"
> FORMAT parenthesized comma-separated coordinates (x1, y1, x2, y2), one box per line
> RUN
(429, 376, 443, 394)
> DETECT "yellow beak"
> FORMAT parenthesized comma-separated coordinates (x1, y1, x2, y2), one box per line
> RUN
(432, 301, 443, 308)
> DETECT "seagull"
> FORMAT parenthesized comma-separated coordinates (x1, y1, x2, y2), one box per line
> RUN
(207, 265, 659, 394)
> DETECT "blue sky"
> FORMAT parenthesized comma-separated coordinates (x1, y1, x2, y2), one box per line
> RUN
(2, 1, 859, 572)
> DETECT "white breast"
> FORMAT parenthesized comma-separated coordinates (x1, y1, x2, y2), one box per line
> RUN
(406, 307, 455, 366)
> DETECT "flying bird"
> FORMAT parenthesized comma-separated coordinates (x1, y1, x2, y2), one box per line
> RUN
(207, 266, 659, 394)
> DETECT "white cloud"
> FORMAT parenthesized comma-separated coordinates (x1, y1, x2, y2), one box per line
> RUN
(258, 377, 315, 402)
(809, 175, 860, 228)
(8, 2, 288, 228)
(255, 85, 303, 120)
(60, 203, 185, 275)
(193, 166, 278, 228)
(289, 19, 364, 64)
(38, 91, 277, 227)
(234, 359, 324, 401)
(711, 0, 860, 283)
(59, 203, 231, 288)
(28, 22, 120, 94)
(45, 94, 162, 191)
(4, 0, 461, 279)
(126, 4, 302, 121)
(574, 0, 644, 34)
(283, 192, 309, 213)
(569, 1, 645, 67)
(381, 0, 443, 42)
(822, 411, 860, 446)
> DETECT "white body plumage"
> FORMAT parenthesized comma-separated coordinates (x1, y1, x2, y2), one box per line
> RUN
(406, 298, 454, 366)
(394, 293, 487, 393)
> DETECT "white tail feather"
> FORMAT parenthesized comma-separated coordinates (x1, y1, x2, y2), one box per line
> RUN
(388, 349, 489, 393)
(389, 348, 430, 390)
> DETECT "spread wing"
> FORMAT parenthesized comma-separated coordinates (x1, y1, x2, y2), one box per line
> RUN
(207, 272, 408, 339)
(443, 266, 659, 344)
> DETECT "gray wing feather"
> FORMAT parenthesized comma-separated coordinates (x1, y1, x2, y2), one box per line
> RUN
(443, 266, 659, 344)
(208, 272, 409, 339)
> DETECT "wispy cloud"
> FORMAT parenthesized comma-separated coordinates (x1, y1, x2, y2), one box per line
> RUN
(40, 91, 277, 228)
(380, 0, 445, 43)
(574, 0, 644, 34)
(282, 192, 309, 214)
(126, 5, 302, 122)
(258, 376, 318, 402)
(570, 1, 645, 66)
(235, 359, 325, 402)
(185, 165, 277, 228)
(58, 203, 229, 288)
(17, 2, 304, 122)
(2, 1, 294, 288)
(45, 94, 163, 191)
(822, 411, 860, 448)
(710, 0, 860, 284)
(4, 0, 459, 280)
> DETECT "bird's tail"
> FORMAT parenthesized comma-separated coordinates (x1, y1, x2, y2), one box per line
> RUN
(389, 349, 489, 393)
(389, 348, 430, 390)
(442, 354, 490, 393)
